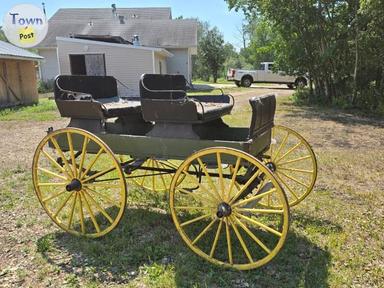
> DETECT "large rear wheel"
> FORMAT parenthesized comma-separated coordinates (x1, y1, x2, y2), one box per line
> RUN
(170, 147, 289, 270)
(262, 125, 317, 207)
(32, 128, 127, 238)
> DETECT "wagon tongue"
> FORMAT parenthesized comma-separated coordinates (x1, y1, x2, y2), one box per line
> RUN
(216, 202, 232, 218)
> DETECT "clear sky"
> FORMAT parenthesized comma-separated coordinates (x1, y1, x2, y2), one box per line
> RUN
(0, 0, 245, 49)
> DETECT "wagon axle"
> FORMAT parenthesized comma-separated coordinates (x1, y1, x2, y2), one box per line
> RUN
(216, 202, 232, 218)
(66, 179, 82, 192)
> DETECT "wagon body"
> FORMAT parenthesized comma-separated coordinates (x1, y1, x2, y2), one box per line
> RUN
(32, 74, 317, 271)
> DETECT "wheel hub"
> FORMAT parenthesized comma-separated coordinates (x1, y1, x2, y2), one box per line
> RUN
(265, 162, 276, 172)
(66, 179, 82, 192)
(216, 202, 232, 218)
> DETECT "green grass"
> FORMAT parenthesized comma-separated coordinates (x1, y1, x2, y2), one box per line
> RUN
(193, 78, 233, 85)
(0, 98, 59, 121)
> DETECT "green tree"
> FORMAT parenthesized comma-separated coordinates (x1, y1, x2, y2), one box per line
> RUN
(226, 0, 384, 113)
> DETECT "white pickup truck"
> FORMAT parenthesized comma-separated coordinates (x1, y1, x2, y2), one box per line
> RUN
(227, 62, 307, 88)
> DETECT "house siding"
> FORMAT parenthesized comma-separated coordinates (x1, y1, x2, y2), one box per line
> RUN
(38, 48, 59, 82)
(166, 48, 190, 82)
(57, 40, 155, 96)
(154, 53, 167, 74)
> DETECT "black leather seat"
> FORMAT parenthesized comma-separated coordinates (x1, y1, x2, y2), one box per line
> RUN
(54, 75, 141, 119)
(139, 74, 234, 123)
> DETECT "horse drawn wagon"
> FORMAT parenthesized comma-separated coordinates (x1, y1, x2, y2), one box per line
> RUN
(32, 74, 317, 270)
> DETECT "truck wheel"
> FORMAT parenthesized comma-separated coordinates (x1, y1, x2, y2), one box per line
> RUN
(241, 76, 253, 88)
(235, 81, 241, 87)
(295, 77, 307, 88)
(287, 84, 294, 89)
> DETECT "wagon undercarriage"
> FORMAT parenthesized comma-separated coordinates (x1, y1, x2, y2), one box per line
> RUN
(32, 74, 317, 270)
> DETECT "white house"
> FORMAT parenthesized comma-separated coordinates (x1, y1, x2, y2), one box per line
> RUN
(56, 36, 173, 95)
(36, 7, 197, 84)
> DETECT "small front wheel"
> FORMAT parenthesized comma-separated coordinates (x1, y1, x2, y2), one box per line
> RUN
(170, 147, 289, 270)
(32, 128, 127, 238)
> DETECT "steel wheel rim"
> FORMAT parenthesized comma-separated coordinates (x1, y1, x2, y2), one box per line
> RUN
(170, 147, 289, 270)
(262, 125, 317, 207)
(32, 128, 127, 238)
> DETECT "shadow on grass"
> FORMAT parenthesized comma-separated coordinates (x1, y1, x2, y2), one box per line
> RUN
(281, 100, 384, 128)
(38, 207, 332, 287)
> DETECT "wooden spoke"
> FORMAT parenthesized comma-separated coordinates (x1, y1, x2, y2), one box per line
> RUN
(182, 170, 220, 202)
(83, 183, 122, 189)
(278, 167, 314, 174)
(233, 216, 271, 254)
(82, 166, 116, 183)
(38, 182, 67, 187)
(41, 149, 70, 178)
(53, 192, 74, 219)
(155, 160, 168, 190)
(83, 190, 114, 224)
(275, 141, 302, 164)
(229, 217, 254, 263)
(67, 192, 78, 229)
(234, 212, 282, 237)
(78, 136, 89, 178)
(229, 170, 262, 205)
(277, 155, 311, 166)
(38, 167, 67, 180)
(225, 218, 233, 265)
(235, 208, 284, 214)
(227, 157, 241, 201)
(191, 218, 217, 245)
(216, 153, 225, 195)
(81, 191, 101, 233)
(78, 192, 85, 234)
(42, 190, 66, 203)
(274, 173, 299, 200)
(272, 132, 289, 161)
(180, 214, 211, 227)
(81, 148, 104, 180)
(174, 206, 213, 210)
(209, 219, 223, 257)
(49, 136, 73, 178)
(67, 132, 77, 177)
(85, 187, 121, 208)
(277, 170, 309, 188)
(232, 188, 276, 208)
(196, 158, 221, 201)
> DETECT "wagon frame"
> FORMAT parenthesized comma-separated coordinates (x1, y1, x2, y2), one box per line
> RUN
(32, 74, 317, 270)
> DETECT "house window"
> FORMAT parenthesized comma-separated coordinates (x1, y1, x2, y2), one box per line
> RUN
(69, 54, 106, 76)
(159, 61, 162, 74)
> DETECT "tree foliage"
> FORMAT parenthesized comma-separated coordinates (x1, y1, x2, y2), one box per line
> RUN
(226, 0, 384, 114)
(194, 23, 227, 82)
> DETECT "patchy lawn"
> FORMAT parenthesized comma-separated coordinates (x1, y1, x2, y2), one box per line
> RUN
(0, 87, 383, 287)
(0, 98, 59, 121)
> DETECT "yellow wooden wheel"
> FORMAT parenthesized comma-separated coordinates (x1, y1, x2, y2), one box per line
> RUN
(32, 128, 127, 238)
(170, 147, 289, 270)
(262, 125, 317, 207)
